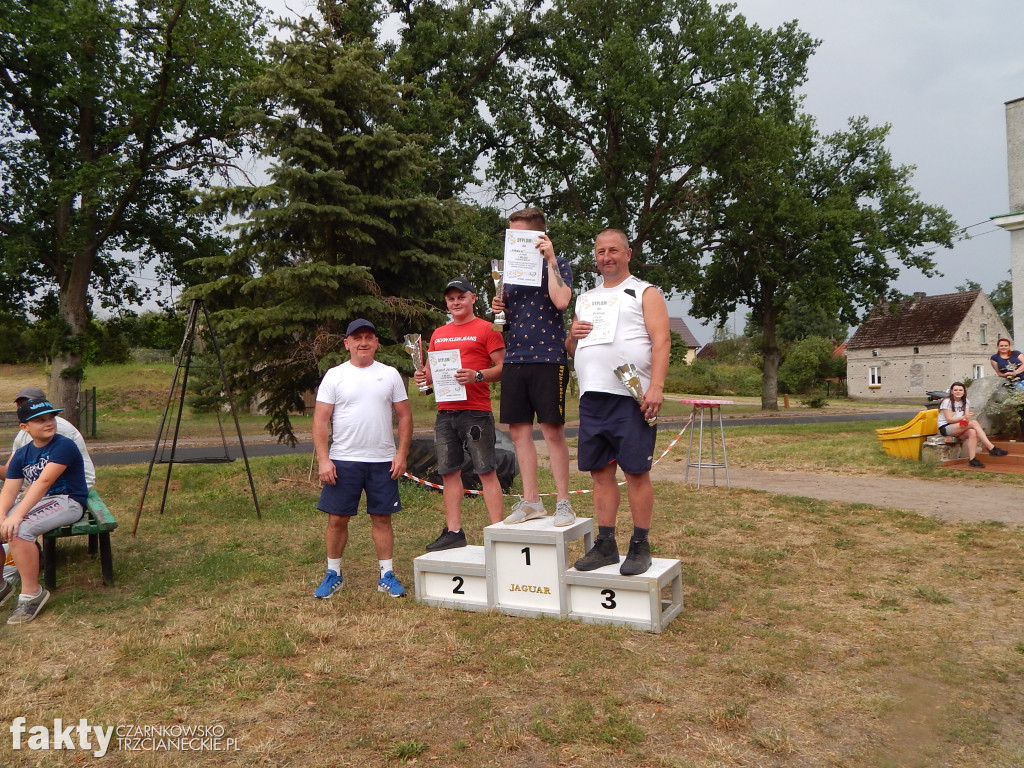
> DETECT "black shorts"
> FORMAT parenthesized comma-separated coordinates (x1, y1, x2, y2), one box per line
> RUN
(499, 363, 568, 425)
(577, 392, 657, 474)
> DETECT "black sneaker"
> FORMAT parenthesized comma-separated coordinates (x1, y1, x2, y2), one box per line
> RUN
(620, 538, 652, 576)
(425, 526, 467, 552)
(989, 447, 1009, 456)
(574, 537, 619, 571)
(968, 458, 985, 468)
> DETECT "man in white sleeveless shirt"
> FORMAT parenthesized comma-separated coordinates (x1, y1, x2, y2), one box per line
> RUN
(566, 229, 670, 575)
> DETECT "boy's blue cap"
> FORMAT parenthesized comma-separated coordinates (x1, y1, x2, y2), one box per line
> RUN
(17, 397, 63, 424)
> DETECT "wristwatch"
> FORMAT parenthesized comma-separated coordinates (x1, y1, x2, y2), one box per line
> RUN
(474, 370, 484, 383)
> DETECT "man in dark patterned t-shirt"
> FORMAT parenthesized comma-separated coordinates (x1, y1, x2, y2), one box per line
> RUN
(491, 207, 576, 527)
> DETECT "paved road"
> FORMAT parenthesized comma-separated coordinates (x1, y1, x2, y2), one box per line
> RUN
(89, 409, 919, 468)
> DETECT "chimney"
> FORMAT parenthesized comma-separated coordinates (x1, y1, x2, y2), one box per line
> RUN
(912, 291, 926, 300)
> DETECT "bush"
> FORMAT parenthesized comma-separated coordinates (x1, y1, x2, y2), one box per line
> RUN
(663, 360, 762, 396)
(800, 396, 828, 409)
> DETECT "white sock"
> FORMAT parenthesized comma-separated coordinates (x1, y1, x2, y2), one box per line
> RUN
(19, 587, 43, 602)
(327, 558, 342, 575)
(379, 559, 394, 578)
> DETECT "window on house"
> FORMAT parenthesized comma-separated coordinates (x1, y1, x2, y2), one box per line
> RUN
(980, 324, 987, 344)
(869, 366, 881, 387)
(973, 364, 983, 379)
(913, 347, 919, 354)
(872, 349, 879, 357)
(966, 332, 971, 341)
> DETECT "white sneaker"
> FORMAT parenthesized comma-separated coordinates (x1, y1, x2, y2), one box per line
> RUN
(504, 498, 547, 524)
(552, 499, 576, 527)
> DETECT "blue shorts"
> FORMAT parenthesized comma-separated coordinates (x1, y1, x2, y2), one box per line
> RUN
(434, 410, 497, 476)
(317, 461, 401, 516)
(577, 393, 657, 475)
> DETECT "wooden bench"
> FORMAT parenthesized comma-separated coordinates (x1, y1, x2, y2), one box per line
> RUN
(42, 489, 117, 590)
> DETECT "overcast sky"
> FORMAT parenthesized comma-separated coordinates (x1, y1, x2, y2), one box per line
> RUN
(672, 0, 1024, 342)
(260, 0, 1024, 344)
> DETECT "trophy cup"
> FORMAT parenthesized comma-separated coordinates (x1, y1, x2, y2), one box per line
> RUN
(403, 333, 431, 394)
(491, 259, 505, 326)
(614, 363, 657, 425)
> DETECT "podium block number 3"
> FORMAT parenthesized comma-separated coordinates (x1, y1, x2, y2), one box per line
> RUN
(601, 589, 616, 609)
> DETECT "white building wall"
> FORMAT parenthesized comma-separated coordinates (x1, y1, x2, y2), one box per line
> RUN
(847, 296, 1008, 398)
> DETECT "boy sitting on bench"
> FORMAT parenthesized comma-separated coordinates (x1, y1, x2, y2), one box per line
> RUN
(0, 398, 88, 624)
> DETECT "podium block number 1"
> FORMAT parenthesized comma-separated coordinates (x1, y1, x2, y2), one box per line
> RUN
(492, 540, 561, 613)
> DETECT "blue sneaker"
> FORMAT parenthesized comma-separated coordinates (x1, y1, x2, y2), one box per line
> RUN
(377, 570, 407, 598)
(314, 569, 343, 599)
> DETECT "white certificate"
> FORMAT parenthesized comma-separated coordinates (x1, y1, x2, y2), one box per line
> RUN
(575, 294, 620, 348)
(502, 228, 544, 287)
(428, 349, 467, 403)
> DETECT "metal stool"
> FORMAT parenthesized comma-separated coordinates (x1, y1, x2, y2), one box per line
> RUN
(680, 399, 733, 487)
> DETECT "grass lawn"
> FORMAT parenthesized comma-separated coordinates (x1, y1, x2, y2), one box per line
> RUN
(2, 449, 1022, 767)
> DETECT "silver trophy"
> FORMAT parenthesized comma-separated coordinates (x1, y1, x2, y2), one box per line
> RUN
(491, 259, 505, 326)
(403, 333, 431, 394)
(615, 363, 657, 425)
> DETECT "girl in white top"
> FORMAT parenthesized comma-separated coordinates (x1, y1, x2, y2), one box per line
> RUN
(937, 381, 1006, 467)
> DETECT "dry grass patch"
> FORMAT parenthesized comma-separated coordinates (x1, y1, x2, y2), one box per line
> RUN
(1, 457, 1023, 767)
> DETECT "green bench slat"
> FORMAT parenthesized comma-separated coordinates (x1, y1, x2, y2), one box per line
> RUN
(41, 489, 117, 589)
(44, 490, 118, 539)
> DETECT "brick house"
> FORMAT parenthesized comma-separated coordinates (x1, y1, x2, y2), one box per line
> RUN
(846, 290, 1009, 398)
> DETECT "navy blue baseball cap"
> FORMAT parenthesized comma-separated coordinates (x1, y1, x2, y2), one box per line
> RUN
(345, 318, 378, 336)
(17, 397, 63, 423)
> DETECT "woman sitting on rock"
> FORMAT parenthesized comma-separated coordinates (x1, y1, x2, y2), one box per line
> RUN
(937, 381, 1008, 468)
(990, 337, 1024, 389)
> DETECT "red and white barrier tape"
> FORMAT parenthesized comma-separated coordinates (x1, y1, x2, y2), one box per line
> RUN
(401, 412, 695, 497)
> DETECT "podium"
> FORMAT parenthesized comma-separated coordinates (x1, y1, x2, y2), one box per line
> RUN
(413, 516, 683, 633)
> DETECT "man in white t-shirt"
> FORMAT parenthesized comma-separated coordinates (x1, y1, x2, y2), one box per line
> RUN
(566, 229, 670, 576)
(312, 319, 413, 599)
(1, 387, 96, 490)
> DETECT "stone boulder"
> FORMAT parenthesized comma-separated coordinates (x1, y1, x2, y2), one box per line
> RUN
(967, 376, 1010, 434)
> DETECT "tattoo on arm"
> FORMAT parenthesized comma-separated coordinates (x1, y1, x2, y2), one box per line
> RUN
(554, 273, 566, 288)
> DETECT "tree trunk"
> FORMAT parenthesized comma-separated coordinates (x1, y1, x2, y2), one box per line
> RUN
(760, 301, 780, 411)
(49, 247, 95, 428)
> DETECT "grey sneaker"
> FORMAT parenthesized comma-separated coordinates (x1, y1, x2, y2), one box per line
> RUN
(552, 499, 576, 527)
(504, 498, 547, 524)
(7, 588, 50, 625)
(0, 579, 12, 606)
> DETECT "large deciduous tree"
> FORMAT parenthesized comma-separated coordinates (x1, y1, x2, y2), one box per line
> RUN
(695, 115, 957, 409)
(189, 18, 466, 443)
(0, 0, 265, 424)
(484, 0, 815, 286)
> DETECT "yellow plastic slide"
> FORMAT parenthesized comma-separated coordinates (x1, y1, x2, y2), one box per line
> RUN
(875, 409, 939, 460)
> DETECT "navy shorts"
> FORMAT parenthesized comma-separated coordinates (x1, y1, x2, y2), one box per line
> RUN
(577, 392, 657, 475)
(318, 461, 401, 516)
(434, 410, 497, 476)
(499, 363, 568, 425)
